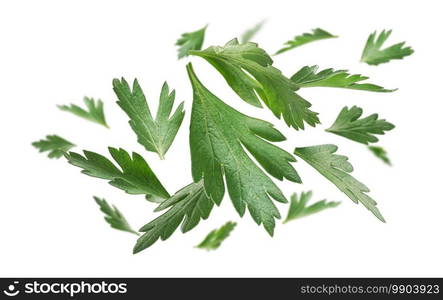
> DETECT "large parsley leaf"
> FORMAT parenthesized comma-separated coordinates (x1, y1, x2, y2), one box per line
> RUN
(275, 28, 337, 55)
(176, 25, 207, 59)
(65, 147, 170, 200)
(326, 106, 395, 145)
(94, 196, 139, 235)
(283, 191, 340, 223)
(196, 221, 237, 251)
(189, 39, 320, 130)
(290, 65, 395, 92)
(187, 63, 301, 235)
(58, 97, 109, 128)
(361, 30, 413, 65)
(294, 144, 385, 222)
(134, 180, 213, 253)
(32, 135, 75, 159)
(113, 79, 184, 159)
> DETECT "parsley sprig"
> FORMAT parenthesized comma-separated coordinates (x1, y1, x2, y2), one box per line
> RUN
(33, 22, 411, 253)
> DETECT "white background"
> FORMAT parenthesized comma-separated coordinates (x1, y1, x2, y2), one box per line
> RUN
(1, 0, 442, 277)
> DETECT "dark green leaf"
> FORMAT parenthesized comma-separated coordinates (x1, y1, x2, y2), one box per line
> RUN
(94, 196, 138, 235)
(176, 25, 207, 59)
(189, 39, 320, 130)
(283, 191, 340, 223)
(326, 106, 395, 144)
(361, 30, 413, 65)
(58, 97, 109, 128)
(368, 146, 391, 165)
(134, 180, 214, 253)
(113, 78, 185, 159)
(196, 221, 237, 251)
(291, 65, 395, 92)
(32, 135, 75, 159)
(187, 63, 301, 236)
(275, 28, 337, 55)
(65, 147, 170, 200)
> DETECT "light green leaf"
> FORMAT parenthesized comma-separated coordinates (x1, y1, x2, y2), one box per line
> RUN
(32, 135, 75, 159)
(187, 63, 301, 236)
(326, 106, 395, 145)
(94, 196, 139, 235)
(58, 97, 109, 128)
(283, 191, 340, 223)
(240, 20, 266, 43)
(275, 28, 337, 55)
(361, 30, 413, 65)
(189, 39, 320, 130)
(134, 180, 214, 253)
(294, 144, 385, 222)
(196, 221, 237, 251)
(65, 147, 170, 200)
(176, 25, 207, 59)
(290, 65, 395, 92)
(368, 146, 391, 165)
(113, 78, 185, 159)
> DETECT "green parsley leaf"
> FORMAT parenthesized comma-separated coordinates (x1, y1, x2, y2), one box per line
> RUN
(134, 180, 213, 253)
(32, 135, 75, 159)
(187, 63, 301, 235)
(196, 221, 237, 251)
(326, 106, 395, 145)
(368, 146, 391, 165)
(93, 196, 139, 235)
(240, 20, 266, 43)
(189, 39, 320, 130)
(361, 30, 414, 65)
(113, 79, 185, 159)
(58, 97, 109, 128)
(275, 28, 337, 55)
(294, 144, 385, 222)
(290, 65, 395, 92)
(65, 147, 170, 200)
(283, 191, 340, 223)
(176, 25, 207, 59)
